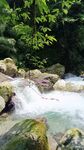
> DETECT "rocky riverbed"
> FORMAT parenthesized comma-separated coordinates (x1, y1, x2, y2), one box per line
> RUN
(0, 58, 84, 150)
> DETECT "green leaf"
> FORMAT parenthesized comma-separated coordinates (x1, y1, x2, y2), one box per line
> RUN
(63, 9, 68, 15)
(36, 0, 49, 14)
(21, 13, 30, 20)
(0, 0, 9, 9)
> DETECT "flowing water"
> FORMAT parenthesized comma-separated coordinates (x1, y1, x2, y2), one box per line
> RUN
(9, 75, 84, 134)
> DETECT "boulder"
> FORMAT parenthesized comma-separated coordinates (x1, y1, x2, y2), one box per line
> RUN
(0, 81, 13, 102)
(26, 69, 42, 79)
(36, 73, 59, 92)
(0, 61, 6, 73)
(0, 119, 49, 150)
(39, 73, 59, 84)
(25, 69, 59, 92)
(48, 134, 57, 150)
(53, 79, 84, 92)
(42, 63, 65, 77)
(56, 128, 84, 150)
(66, 82, 84, 92)
(4, 58, 15, 64)
(53, 79, 66, 91)
(0, 72, 12, 83)
(0, 96, 5, 112)
(18, 68, 26, 78)
(80, 71, 84, 78)
(0, 58, 18, 77)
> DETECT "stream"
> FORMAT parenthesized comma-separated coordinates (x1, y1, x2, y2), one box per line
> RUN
(0, 74, 84, 136)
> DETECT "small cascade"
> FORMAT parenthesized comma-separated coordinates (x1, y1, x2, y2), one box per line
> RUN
(11, 78, 42, 115)
(10, 76, 84, 133)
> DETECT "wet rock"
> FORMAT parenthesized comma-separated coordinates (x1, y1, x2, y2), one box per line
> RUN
(0, 61, 6, 73)
(56, 128, 84, 150)
(53, 79, 84, 92)
(0, 58, 18, 77)
(66, 82, 84, 92)
(41, 63, 65, 77)
(80, 71, 84, 78)
(39, 73, 59, 84)
(0, 116, 18, 137)
(0, 96, 5, 112)
(36, 73, 59, 92)
(53, 79, 66, 91)
(0, 119, 49, 150)
(26, 69, 59, 92)
(48, 134, 57, 150)
(0, 72, 12, 83)
(26, 69, 42, 79)
(18, 68, 26, 78)
(0, 81, 13, 102)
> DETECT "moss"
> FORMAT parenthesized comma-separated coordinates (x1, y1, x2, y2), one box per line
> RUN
(18, 68, 26, 77)
(0, 58, 18, 77)
(0, 81, 13, 102)
(56, 128, 84, 150)
(1, 119, 49, 150)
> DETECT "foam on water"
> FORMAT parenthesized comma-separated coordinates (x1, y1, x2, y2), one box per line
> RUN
(11, 76, 84, 133)
(65, 73, 84, 85)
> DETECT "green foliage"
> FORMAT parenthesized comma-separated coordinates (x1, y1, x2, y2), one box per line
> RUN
(0, 37, 15, 46)
(0, 0, 16, 59)
(0, 37, 16, 59)
(0, 0, 10, 35)
(9, 0, 56, 50)
(50, 0, 84, 73)
(36, 0, 49, 14)
(0, 0, 9, 9)
(0, 0, 84, 72)
(3, 0, 57, 68)
(28, 55, 47, 68)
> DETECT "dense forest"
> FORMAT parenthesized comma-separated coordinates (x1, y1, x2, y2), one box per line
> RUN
(0, 0, 84, 74)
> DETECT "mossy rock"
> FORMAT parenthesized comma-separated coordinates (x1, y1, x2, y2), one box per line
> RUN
(4, 58, 18, 77)
(80, 71, 84, 78)
(0, 60, 6, 73)
(26, 69, 42, 79)
(1, 119, 49, 150)
(56, 128, 84, 150)
(0, 58, 18, 77)
(0, 81, 13, 102)
(41, 63, 65, 77)
(18, 68, 26, 78)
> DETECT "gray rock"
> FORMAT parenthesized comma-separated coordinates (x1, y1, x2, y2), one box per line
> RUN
(0, 72, 12, 83)
(35, 73, 59, 92)
(41, 63, 65, 77)
(26, 69, 59, 92)
(56, 128, 84, 150)
(0, 96, 5, 112)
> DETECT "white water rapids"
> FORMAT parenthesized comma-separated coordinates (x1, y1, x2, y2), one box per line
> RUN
(11, 75, 84, 134)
